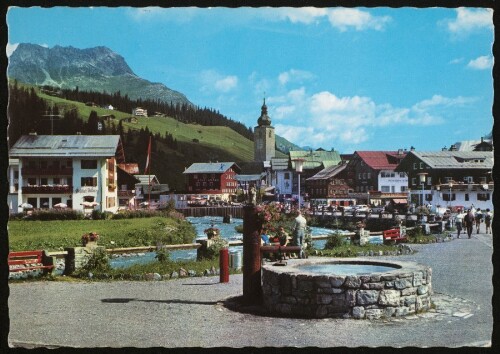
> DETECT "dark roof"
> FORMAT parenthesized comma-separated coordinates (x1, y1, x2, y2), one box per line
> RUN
(355, 151, 407, 170)
(306, 164, 347, 181)
(9, 135, 124, 161)
(183, 162, 240, 174)
(406, 151, 493, 169)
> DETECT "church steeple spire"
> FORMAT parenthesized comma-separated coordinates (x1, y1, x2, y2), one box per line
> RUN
(257, 97, 271, 126)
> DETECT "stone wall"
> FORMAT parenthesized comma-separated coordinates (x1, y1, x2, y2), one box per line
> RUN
(63, 244, 104, 275)
(261, 258, 432, 319)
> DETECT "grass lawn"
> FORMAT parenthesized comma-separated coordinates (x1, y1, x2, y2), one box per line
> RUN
(8, 217, 196, 252)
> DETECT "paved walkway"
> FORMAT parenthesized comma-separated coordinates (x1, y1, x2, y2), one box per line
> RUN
(8, 232, 493, 348)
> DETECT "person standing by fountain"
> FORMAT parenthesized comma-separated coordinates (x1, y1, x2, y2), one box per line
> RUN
(292, 210, 307, 258)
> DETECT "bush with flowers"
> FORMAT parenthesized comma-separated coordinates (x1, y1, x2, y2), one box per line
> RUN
(204, 226, 220, 240)
(255, 203, 313, 249)
(81, 231, 99, 246)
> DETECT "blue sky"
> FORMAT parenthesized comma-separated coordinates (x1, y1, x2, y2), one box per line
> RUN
(7, 6, 493, 153)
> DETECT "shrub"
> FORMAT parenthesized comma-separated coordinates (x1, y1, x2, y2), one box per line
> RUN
(74, 248, 111, 277)
(155, 247, 170, 263)
(17, 209, 85, 221)
(324, 232, 347, 249)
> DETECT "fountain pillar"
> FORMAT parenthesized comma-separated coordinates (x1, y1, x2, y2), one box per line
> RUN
(242, 205, 263, 304)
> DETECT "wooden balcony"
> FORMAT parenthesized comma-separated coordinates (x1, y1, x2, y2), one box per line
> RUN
(22, 185, 72, 194)
(22, 167, 73, 176)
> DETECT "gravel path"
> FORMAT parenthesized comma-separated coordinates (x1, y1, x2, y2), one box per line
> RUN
(8, 232, 493, 348)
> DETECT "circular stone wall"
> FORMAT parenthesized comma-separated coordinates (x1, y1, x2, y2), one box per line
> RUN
(261, 257, 432, 319)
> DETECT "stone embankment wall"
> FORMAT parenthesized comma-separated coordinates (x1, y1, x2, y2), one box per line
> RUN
(262, 258, 432, 319)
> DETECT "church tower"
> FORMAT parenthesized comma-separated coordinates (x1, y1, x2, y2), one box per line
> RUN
(254, 98, 275, 162)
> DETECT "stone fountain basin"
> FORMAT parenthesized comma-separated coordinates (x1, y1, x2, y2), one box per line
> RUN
(261, 257, 432, 319)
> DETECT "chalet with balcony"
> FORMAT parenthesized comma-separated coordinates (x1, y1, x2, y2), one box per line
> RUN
(134, 175, 170, 207)
(9, 134, 125, 213)
(132, 107, 148, 117)
(183, 162, 240, 198)
(395, 150, 494, 210)
(347, 150, 408, 205)
(305, 163, 355, 207)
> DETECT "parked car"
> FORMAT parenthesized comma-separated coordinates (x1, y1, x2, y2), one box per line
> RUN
(371, 206, 385, 213)
(354, 204, 372, 213)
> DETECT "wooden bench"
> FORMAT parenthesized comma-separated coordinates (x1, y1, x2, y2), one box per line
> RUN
(8, 250, 55, 274)
(383, 229, 407, 244)
(260, 245, 304, 260)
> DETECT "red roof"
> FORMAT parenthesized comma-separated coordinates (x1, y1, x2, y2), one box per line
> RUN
(355, 151, 407, 170)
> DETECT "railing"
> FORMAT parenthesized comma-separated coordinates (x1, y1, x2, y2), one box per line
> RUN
(22, 167, 73, 176)
(177, 206, 244, 218)
(22, 185, 72, 194)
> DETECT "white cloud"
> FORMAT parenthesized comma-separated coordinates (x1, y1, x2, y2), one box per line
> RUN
(445, 8, 493, 36)
(271, 89, 473, 147)
(327, 8, 391, 32)
(278, 69, 315, 86)
(127, 7, 390, 32)
(6, 43, 18, 57)
(449, 58, 463, 65)
(467, 55, 493, 70)
(215, 76, 238, 92)
(200, 70, 238, 94)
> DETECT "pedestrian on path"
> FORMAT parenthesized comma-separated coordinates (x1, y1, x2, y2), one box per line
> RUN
(464, 209, 475, 239)
(485, 209, 492, 234)
(475, 208, 483, 234)
(455, 212, 464, 239)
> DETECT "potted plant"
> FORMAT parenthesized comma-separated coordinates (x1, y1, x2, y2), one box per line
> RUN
(82, 232, 99, 246)
(204, 226, 220, 240)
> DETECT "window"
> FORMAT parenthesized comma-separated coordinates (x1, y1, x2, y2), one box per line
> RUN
(41, 178, 48, 185)
(401, 186, 408, 192)
(106, 197, 116, 208)
(52, 198, 61, 207)
(53, 178, 60, 185)
(367, 172, 371, 179)
(443, 193, 456, 201)
(27, 198, 37, 208)
(269, 130, 272, 138)
(81, 160, 97, 169)
(381, 186, 390, 192)
(444, 177, 453, 183)
(425, 194, 433, 201)
(358, 173, 362, 179)
(391, 186, 396, 193)
(284, 172, 290, 180)
(464, 176, 473, 183)
(465, 193, 469, 201)
(363, 173, 366, 179)
(83, 196, 95, 202)
(413, 163, 417, 170)
(40, 198, 49, 208)
(399, 172, 406, 178)
(14, 171, 19, 179)
(477, 193, 490, 201)
(81, 177, 97, 187)
(28, 178, 36, 186)
(480, 177, 487, 184)
(411, 177, 416, 186)
(419, 162, 424, 169)
(427, 177, 432, 185)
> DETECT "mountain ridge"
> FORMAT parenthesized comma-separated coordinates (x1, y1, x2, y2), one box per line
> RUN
(8, 43, 192, 106)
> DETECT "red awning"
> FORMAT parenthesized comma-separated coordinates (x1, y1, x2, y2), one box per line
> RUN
(392, 199, 407, 204)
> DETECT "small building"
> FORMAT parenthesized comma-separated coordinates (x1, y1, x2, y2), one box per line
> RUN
(183, 162, 240, 198)
(132, 107, 148, 117)
(347, 150, 408, 205)
(9, 134, 124, 213)
(134, 175, 170, 208)
(395, 150, 494, 210)
(306, 163, 355, 207)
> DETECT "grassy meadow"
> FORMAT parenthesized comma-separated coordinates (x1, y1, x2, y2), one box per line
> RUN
(8, 217, 196, 251)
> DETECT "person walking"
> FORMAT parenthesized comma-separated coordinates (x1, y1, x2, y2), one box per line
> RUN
(455, 212, 464, 239)
(485, 209, 492, 234)
(292, 210, 307, 258)
(464, 209, 475, 239)
(475, 208, 483, 234)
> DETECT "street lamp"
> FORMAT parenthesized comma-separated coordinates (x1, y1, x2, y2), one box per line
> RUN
(293, 158, 305, 210)
(448, 181, 453, 208)
(417, 173, 427, 207)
